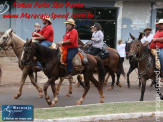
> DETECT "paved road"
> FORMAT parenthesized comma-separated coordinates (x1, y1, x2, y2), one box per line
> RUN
(0, 82, 162, 110)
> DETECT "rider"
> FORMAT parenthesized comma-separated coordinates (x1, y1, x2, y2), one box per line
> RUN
(59, 19, 79, 79)
(117, 39, 126, 64)
(141, 27, 153, 46)
(32, 23, 41, 38)
(32, 17, 54, 71)
(150, 19, 163, 82)
(88, 23, 104, 56)
(32, 17, 54, 47)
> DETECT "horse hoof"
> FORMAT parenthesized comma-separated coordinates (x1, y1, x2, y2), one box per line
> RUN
(76, 101, 82, 105)
(117, 83, 122, 87)
(100, 100, 104, 103)
(66, 94, 70, 97)
(128, 85, 130, 88)
(49, 104, 55, 107)
(108, 87, 113, 91)
(39, 94, 43, 98)
(69, 91, 72, 94)
(13, 96, 18, 99)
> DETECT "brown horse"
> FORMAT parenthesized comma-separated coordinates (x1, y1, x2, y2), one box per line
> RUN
(80, 43, 125, 90)
(21, 39, 105, 106)
(0, 29, 43, 98)
(128, 34, 163, 101)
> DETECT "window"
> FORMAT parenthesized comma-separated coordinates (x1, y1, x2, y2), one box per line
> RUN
(73, 8, 117, 48)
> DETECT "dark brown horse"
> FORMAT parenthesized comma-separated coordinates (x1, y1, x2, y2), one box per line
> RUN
(128, 34, 163, 101)
(21, 39, 105, 106)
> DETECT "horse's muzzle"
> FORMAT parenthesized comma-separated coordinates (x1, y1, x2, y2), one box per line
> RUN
(21, 60, 28, 66)
(128, 52, 136, 59)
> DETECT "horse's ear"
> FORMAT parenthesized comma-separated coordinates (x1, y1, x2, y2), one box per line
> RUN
(129, 33, 136, 40)
(26, 38, 32, 45)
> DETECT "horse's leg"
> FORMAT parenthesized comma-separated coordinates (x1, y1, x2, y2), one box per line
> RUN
(76, 73, 90, 105)
(127, 66, 134, 88)
(28, 73, 43, 98)
(108, 72, 115, 91)
(13, 69, 28, 99)
(56, 77, 64, 95)
(140, 79, 146, 101)
(104, 73, 110, 85)
(50, 81, 58, 107)
(116, 73, 122, 87)
(138, 80, 141, 88)
(90, 75, 105, 103)
(43, 78, 54, 105)
(67, 77, 73, 97)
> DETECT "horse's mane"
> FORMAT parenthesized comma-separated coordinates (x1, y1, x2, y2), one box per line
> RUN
(32, 43, 59, 59)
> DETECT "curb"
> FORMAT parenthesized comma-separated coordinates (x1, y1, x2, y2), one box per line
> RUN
(34, 111, 163, 122)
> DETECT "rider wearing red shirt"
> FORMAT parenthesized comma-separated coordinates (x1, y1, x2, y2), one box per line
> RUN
(59, 19, 79, 78)
(150, 19, 163, 82)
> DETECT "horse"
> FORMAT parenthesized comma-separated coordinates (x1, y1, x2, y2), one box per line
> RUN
(0, 29, 43, 98)
(125, 39, 140, 88)
(79, 41, 125, 90)
(21, 39, 105, 106)
(128, 33, 163, 101)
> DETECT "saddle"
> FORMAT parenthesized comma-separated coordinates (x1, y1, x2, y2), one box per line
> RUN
(96, 47, 109, 59)
(50, 43, 86, 71)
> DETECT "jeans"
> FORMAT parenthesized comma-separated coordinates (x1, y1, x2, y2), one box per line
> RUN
(40, 40, 52, 47)
(67, 48, 78, 73)
(159, 48, 163, 72)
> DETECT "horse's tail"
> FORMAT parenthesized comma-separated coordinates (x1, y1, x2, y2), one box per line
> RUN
(117, 53, 126, 77)
(95, 56, 105, 88)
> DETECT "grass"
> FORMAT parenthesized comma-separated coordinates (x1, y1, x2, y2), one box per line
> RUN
(0, 101, 162, 120)
(33, 101, 163, 119)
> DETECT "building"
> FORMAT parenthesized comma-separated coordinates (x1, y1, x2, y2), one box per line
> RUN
(0, 0, 163, 48)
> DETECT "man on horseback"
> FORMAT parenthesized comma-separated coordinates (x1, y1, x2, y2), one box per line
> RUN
(32, 17, 54, 71)
(32, 17, 54, 47)
(150, 19, 163, 82)
(59, 19, 78, 79)
(141, 27, 153, 46)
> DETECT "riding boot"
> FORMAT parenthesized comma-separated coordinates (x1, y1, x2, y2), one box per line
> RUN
(151, 49, 160, 70)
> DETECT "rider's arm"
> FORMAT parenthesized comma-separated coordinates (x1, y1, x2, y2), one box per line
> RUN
(33, 36, 46, 40)
(153, 37, 163, 42)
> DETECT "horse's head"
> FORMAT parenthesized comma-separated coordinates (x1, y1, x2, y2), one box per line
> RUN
(21, 38, 36, 66)
(0, 29, 13, 49)
(125, 39, 133, 59)
(128, 33, 143, 59)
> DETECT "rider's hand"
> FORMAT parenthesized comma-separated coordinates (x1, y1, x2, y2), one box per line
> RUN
(153, 38, 158, 42)
(32, 37, 36, 40)
(58, 42, 63, 46)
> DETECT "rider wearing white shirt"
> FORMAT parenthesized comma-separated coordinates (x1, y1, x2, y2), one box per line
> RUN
(141, 27, 153, 46)
(117, 40, 126, 64)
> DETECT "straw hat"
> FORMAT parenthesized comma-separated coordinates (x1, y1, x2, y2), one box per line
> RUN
(64, 19, 76, 26)
(144, 27, 152, 32)
(34, 23, 41, 27)
(43, 16, 53, 24)
(156, 19, 163, 25)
